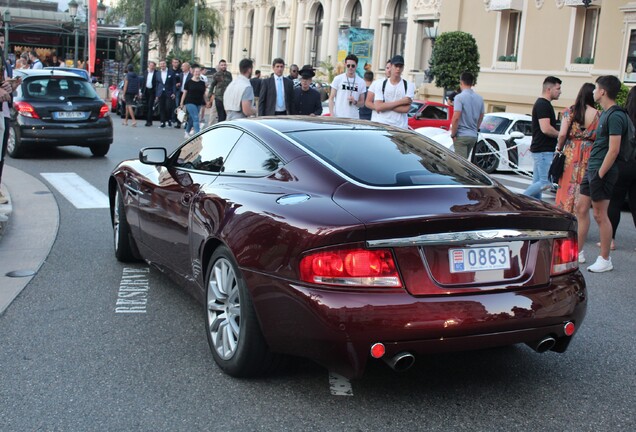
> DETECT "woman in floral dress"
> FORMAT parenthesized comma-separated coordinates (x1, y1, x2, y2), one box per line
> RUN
(555, 83, 600, 213)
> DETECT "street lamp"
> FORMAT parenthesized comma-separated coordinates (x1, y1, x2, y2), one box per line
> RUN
(139, 23, 147, 75)
(310, 49, 316, 67)
(3, 10, 10, 55)
(68, 0, 79, 67)
(192, 0, 199, 63)
(242, 48, 247, 59)
(175, 20, 184, 52)
(425, 21, 439, 41)
(209, 42, 216, 66)
(97, 0, 107, 25)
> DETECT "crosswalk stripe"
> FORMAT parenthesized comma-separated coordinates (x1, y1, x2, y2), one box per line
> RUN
(41, 172, 109, 209)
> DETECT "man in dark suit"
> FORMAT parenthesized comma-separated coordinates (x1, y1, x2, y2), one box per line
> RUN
(142, 61, 158, 126)
(258, 58, 296, 116)
(155, 60, 176, 128)
(170, 58, 182, 128)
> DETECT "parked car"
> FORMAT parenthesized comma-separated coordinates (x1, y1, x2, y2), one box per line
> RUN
(43, 66, 91, 82)
(414, 112, 533, 174)
(8, 69, 113, 158)
(109, 117, 586, 379)
(408, 100, 453, 130)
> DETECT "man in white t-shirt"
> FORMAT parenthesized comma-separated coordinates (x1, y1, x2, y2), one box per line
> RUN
(366, 55, 414, 129)
(329, 53, 366, 119)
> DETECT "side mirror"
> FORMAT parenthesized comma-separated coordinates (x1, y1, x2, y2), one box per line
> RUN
(139, 147, 167, 165)
(509, 131, 524, 140)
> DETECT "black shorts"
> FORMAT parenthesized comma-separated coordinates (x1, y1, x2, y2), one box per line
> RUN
(124, 93, 136, 105)
(580, 166, 618, 202)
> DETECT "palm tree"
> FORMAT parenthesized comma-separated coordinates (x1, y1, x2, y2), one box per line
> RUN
(110, 0, 220, 62)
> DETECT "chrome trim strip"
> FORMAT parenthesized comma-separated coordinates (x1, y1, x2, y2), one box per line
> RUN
(366, 229, 570, 248)
(255, 121, 495, 191)
(123, 183, 141, 195)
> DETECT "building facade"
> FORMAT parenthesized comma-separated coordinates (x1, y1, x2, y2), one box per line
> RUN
(210, 0, 636, 113)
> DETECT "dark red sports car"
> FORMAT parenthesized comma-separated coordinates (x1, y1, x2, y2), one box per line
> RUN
(109, 117, 586, 379)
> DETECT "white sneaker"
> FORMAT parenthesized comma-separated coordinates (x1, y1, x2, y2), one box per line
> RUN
(184, 131, 189, 139)
(0, 190, 8, 204)
(189, 130, 195, 137)
(578, 251, 586, 264)
(587, 256, 613, 273)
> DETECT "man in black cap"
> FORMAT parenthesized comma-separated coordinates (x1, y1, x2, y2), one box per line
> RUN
(293, 65, 322, 116)
(366, 55, 414, 129)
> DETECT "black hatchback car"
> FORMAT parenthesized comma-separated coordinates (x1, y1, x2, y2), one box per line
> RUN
(8, 70, 113, 158)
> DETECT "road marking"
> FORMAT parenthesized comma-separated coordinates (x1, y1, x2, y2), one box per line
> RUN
(329, 372, 353, 396)
(40, 172, 109, 209)
(115, 267, 150, 314)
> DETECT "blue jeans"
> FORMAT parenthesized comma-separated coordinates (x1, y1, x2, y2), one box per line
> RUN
(185, 104, 201, 134)
(523, 151, 553, 199)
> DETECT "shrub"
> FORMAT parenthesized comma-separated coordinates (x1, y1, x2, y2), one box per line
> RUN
(429, 31, 480, 90)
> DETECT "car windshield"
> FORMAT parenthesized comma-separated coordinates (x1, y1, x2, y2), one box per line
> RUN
(287, 129, 492, 187)
(22, 77, 97, 100)
(479, 116, 512, 134)
(408, 102, 422, 117)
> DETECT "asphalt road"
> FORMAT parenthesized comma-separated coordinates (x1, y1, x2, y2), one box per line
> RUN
(0, 117, 634, 431)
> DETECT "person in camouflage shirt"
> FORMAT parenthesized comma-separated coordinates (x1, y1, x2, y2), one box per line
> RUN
(208, 59, 233, 122)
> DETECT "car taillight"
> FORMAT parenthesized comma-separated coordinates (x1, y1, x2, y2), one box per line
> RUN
(551, 235, 578, 276)
(15, 101, 40, 119)
(98, 104, 110, 118)
(299, 248, 402, 287)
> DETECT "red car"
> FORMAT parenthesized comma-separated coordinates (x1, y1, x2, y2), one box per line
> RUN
(408, 100, 453, 130)
(109, 117, 586, 379)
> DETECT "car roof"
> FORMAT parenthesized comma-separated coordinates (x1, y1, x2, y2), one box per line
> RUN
(485, 112, 532, 121)
(232, 116, 399, 134)
(412, 99, 449, 108)
(14, 69, 89, 80)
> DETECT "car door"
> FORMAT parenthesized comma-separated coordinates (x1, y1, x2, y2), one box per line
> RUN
(409, 104, 451, 129)
(137, 126, 243, 274)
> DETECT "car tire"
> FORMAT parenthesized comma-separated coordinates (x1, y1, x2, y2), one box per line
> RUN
(113, 188, 140, 262)
(90, 142, 110, 157)
(472, 139, 499, 174)
(7, 124, 27, 159)
(205, 246, 280, 377)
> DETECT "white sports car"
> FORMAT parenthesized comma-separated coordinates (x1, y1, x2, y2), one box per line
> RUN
(415, 113, 534, 174)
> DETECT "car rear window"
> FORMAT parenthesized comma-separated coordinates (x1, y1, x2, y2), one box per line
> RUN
(479, 116, 512, 134)
(22, 77, 97, 100)
(287, 129, 492, 187)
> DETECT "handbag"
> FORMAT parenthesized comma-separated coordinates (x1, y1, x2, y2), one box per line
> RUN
(548, 151, 565, 184)
(176, 106, 188, 123)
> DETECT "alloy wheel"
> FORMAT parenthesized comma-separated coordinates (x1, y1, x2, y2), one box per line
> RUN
(207, 258, 241, 360)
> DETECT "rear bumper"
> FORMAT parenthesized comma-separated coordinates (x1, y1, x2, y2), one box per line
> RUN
(16, 119, 113, 146)
(247, 270, 587, 378)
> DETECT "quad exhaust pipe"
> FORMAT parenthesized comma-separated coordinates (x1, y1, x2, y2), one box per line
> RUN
(527, 336, 556, 353)
(383, 352, 415, 372)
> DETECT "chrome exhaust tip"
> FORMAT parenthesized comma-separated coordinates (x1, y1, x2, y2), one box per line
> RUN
(527, 336, 556, 353)
(383, 352, 415, 372)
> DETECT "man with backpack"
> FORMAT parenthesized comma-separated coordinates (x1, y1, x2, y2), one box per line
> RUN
(366, 55, 415, 129)
(577, 75, 629, 273)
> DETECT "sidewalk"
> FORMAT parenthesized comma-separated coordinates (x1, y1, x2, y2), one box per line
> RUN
(0, 165, 60, 315)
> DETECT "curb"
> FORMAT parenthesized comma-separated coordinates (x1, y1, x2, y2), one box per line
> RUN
(0, 166, 60, 315)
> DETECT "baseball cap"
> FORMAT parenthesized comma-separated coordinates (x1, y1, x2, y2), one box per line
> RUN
(390, 55, 405, 65)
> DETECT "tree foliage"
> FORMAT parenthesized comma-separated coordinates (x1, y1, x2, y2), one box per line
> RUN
(108, 0, 220, 62)
(429, 31, 480, 91)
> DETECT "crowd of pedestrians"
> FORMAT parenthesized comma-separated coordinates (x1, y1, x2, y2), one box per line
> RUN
(520, 74, 636, 273)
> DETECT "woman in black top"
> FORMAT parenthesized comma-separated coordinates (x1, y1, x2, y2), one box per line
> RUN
(179, 67, 207, 137)
(122, 64, 140, 126)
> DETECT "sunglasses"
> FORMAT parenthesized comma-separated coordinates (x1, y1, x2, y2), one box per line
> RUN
(346, 64, 356, 69)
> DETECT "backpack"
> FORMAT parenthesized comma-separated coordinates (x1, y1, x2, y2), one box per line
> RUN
(381, 78, 408, 99)
(605, 106, 636, 163)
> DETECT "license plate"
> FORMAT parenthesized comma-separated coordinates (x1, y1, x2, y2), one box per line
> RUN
(55, 111, 85, 119)
(449, 246, 510, 273)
